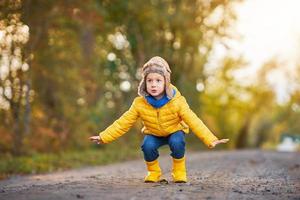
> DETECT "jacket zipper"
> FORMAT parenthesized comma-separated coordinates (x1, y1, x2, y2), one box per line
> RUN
(156, 109, 166, 133)
(156, 109, 160, 128)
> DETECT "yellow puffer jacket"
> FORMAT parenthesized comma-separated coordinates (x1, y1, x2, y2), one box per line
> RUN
(99, 86, 219, 148)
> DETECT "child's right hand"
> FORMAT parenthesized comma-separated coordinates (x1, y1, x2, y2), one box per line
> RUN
(210, 138, 229, 148)
(89, 136, 104, 144)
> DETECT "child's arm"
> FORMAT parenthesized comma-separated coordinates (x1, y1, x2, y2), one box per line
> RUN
(178, 96, 229, 148)
(89, 99, 139, 144)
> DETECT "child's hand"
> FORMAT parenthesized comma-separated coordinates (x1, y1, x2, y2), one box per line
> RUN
(89, 136, 104, 144)
(210, 138, 229, 148)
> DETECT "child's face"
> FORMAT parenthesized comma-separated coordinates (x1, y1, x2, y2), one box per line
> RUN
(146, 73, 165, 99)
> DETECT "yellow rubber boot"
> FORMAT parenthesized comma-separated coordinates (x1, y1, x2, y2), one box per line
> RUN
(144, 159, 162, 183)
(172, 157, 187, 183)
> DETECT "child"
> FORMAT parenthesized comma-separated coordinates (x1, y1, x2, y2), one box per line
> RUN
(89, 56, 229, 183)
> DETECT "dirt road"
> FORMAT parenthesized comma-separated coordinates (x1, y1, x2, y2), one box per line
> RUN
(0, 150, 299, 200)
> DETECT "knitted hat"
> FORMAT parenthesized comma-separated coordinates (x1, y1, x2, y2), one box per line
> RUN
(138, 56, 173, 99)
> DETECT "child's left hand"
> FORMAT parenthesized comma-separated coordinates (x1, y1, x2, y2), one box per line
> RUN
(211, 139, 229, 148)
(89, 136, 104, 144)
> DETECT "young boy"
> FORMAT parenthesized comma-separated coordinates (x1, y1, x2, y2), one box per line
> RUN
(89, 56, 229, 183)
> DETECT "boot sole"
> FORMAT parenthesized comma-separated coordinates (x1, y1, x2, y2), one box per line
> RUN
(144, 178, 168, 183)
(174, 180, 187, 183)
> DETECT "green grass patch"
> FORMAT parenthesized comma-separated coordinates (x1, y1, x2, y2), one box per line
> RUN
(0, 143, 142, 180)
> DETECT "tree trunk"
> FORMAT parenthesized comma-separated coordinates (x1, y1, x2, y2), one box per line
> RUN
(24, 80, 31, 135)
(11, 101, 23, 155)
(235, 118, 251, 149)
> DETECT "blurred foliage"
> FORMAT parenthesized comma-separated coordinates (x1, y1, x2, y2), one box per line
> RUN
(0, 0, 300, 176)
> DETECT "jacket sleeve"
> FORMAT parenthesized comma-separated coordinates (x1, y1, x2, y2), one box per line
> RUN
(178, 96, 218, 148)
(99, 98, 139, 143)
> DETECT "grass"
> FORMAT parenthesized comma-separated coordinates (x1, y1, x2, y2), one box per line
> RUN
(0, 143, 142, 180)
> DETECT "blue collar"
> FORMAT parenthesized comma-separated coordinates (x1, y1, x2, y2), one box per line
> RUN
(145, 89, 176, 108)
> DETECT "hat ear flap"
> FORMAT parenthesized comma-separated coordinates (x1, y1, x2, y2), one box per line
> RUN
(165, 76, 173, 99)
(138, 78, 148, 97)
(166, 85, 173, 99)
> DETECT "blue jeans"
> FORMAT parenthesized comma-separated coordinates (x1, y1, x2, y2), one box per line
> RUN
(141, 130, 185, 162)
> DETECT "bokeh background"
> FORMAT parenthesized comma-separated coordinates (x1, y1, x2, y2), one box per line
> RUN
(0, 0, 299, 178)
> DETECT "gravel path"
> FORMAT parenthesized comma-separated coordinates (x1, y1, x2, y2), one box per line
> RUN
(0, 150, 299, 200)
